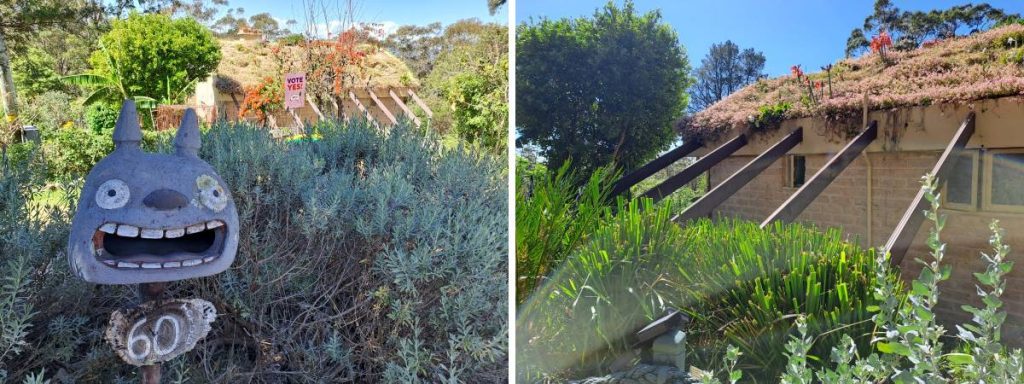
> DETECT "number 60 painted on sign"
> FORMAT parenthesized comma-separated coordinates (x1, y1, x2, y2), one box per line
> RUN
(105, 298, 216, 366)
(126, 315, 182, 361)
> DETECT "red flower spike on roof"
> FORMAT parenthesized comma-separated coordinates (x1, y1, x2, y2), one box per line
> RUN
(790, 65, 803, 80)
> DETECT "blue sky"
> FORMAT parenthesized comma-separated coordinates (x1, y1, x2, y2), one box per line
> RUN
(226, 0, 507, 36)
(516, 0, 1024, 77)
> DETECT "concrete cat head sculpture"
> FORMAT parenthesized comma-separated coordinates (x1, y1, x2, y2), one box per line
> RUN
(67, 100, 239, 284)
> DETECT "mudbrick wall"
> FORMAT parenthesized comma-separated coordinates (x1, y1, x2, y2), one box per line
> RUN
(704, 150, 1024, 344)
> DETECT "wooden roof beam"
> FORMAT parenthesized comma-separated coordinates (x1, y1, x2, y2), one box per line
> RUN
(639, 134, 748, 204)
(611, 140, 702, 197)
(761, 121, 878, 228)
(348, 91, 374, 123)
(674, 128, 803, 224)
(389, 88, 421, 127)
(407, 89, 433, 118)
(885, 112, 976, 266)
(368, 88, 398, 125)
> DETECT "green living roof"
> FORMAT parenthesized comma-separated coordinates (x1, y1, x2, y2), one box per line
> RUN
(682, 24, 1024, 143)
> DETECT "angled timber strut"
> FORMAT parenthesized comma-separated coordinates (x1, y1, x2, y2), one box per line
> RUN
(639, 134, 749, 203)
(368, 89, 398, 125)
(674, 128, 804, 224)
(408, 89, 433, 118)
(389, 88, 422, 127)
(885, 112, 976, 266)
(761, 121, 878, 228)
(610, 140, 703, 197)
(349, 91, 374, 123)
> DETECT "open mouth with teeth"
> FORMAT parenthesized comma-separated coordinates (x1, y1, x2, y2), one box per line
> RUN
(93, 220, 227, 269)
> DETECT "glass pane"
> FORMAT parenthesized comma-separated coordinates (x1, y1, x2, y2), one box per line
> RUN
(991, 152, 1024, 206)
(793, 156, 806, 187)
(946, 153, 974, 205)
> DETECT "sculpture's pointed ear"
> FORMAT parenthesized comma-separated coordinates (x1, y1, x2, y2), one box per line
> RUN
(174, 108, 201, 157)
(112, 100, 142, 150)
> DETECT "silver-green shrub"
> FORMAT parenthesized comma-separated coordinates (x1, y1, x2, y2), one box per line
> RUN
(0, 119, 507, 383)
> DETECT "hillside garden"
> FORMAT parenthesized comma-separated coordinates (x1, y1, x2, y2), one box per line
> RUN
(0, 0, 508, 382)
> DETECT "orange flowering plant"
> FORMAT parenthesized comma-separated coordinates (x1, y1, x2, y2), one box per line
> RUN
(238, 76, 284, 125)
(870, 30, 893, 61)
(303, 24, 381, 115)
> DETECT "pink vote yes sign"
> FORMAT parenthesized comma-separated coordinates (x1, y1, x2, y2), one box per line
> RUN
(284, 73, 306, 109)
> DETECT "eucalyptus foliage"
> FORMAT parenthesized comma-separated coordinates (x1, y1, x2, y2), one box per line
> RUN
(0, 119, 507, 383)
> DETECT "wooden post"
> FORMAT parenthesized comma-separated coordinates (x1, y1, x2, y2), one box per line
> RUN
(674, 128, 803, 224)
(407, 90, 433, 118)
(885, 113, 975, 266)
(348, 91, 374, 123)
(761, 122, 877, 228)
(288, 108, 304, 131)
(611, 140, 702, 197)
(138, 282, 166, 384)
(306, 95, 326, 121)
(367, 89, 398, 125)
(639, 134, 748, 203)
(330, 96, 347, 121)
(389, 89, 421, 127)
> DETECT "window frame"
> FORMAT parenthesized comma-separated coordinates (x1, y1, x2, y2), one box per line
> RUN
(785, 155, 806, 188)
(982, 148, 1024, 213)
(941, 150, 979, 212)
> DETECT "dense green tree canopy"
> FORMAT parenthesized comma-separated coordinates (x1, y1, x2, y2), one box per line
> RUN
(12, 47, 63, 98)
(690, 40, 765, 112)
(427, 20, 508, 153)
(516, 1, 692, 175)
(0, 0, 104, 114)
(88, 12, 221, 104)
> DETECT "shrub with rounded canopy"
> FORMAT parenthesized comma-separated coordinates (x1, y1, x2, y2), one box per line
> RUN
(89, 13, 221, 104)
(516, 0, 692, 176)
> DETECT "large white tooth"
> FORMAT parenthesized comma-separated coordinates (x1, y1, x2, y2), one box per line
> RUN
(163, 261, 181, 268)
(116, 225, 139, 237)
(186, 224, 206, 234)
(117, 261, 139, 268)
(182, 259, 201, 267)
(206, 221, 223, 229)
(102, 260, 116, 266)
(141, 229, 164, 239)
(165, 228, 185, 238)
(141, 262, 162, 269)
(202, 256, 215, 263)
(99, 223, 118, 234)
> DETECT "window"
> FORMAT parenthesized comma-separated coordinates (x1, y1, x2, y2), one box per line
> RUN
(942, 150, 978, 211)
(786, 155, 806, 188)
(983, 149, 1024, 213)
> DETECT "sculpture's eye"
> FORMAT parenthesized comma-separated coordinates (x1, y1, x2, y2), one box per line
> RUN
(197, 175, 227, 212)
(95, 179, 130, 209)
